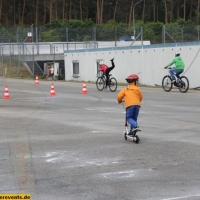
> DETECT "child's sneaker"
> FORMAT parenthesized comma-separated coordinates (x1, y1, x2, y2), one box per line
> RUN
(132, 127, 139, 132)
(110, 57, 115, 61)
(104, 86, 107, 90)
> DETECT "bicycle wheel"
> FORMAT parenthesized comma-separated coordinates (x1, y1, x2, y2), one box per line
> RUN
(109, 77, 117, 92)
(162, 75, 173, 92)
(96, 77, 106, 91)
(178, 76, 189, 93)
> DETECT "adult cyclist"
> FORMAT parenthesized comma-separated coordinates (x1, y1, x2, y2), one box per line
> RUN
(164, 52, 185, 84)
(99, 58, 115, 89)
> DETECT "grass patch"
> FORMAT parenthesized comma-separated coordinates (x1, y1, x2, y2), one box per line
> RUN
(1, 62, 32, 78)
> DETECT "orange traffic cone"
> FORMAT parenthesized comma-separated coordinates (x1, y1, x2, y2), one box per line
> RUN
(49, 83, 56, 96)
(35, 75, 39, 84)
(81, 82, 88, 94)
(3, 85, 10, 99)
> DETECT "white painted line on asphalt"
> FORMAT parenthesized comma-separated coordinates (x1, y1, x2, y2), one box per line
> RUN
(102, 170, 136, 179)
(162, 194, 200, 200)
(46, 158, 60, 163)
(86, 161, 106, 166)
(42, 152, 58, 157)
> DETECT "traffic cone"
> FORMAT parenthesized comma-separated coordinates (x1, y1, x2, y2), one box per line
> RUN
(81, 82, 88, 94)
(3, 85, 10, 99)
(35, 75, 39, 84)
(49, 83, 56, 96)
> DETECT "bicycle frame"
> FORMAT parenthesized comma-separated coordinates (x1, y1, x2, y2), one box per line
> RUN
(96, 73, 117, 92)
(162, 68, 189, 93)
(169, 68, 182, 83)
(173, 73, 181, 84)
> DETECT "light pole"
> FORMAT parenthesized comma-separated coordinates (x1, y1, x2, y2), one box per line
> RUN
(133, 0, 143, 41)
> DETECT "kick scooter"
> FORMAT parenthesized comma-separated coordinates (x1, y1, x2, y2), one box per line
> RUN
(124, 119, 141, 143)
(122, 101, 141, 143)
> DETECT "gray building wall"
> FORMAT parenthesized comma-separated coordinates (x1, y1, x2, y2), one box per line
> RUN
(64, 42, 200, 89)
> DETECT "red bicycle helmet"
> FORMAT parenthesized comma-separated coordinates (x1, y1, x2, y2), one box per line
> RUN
(125, 74, 139, 83)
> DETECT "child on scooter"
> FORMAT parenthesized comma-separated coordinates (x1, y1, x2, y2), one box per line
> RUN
(117, 74, 143, 135)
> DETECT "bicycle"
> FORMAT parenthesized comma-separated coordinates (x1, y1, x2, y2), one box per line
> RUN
(162, 68, 189, 93)
(96, 74, 117, 92)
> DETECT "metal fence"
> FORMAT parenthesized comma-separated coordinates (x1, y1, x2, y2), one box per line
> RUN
(0, 42, 99, 56)
(163, 25, 200, 44)
(1, 25, 200, 45)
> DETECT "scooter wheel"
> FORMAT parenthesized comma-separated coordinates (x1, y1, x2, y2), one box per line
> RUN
(124, 132, 127, 140)
(135, 135, 140, 144)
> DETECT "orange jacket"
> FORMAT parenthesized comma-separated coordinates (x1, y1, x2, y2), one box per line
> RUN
(117, 83, 143, 108)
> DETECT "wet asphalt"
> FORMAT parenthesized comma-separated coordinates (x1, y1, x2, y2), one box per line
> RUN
(0, 78, 200, 200)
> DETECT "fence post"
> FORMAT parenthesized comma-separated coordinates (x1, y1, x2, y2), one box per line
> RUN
(16, 27, 19, 43)
(9, 43, 12, 66)
(54, 45, 55, 74)
(182, 26, 184, 42)
(31, 24, 34, 43)
(1, 46, 3, 76)
(17, 46, 21, 77)
(115, 27, 117, 47)
(32, 46, 34, 77)
(66, 28, 68, 50)
(93, 27, 96, 45)
(141, 27, 143, 48)
(36, 27, 38, 43)
(36, 27, 39, 55)
(163, 25, 165, 44)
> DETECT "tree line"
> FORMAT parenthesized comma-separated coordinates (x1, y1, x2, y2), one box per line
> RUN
(0, 0, 200, 27)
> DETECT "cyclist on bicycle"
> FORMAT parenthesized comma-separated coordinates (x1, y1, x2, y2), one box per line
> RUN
(164, 52, 185, 83)
(99, 58, 115, 89)
(117, 74, 143, 135)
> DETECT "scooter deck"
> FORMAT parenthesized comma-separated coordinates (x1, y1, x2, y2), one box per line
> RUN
(124, 133, 140, 143)
(127, 129, 142, 135)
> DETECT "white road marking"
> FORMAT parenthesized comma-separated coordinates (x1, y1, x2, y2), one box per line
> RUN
(85, 108, 94, 110)
(162, 194, 200, 200)
(102, 170, 136, 179)
(43, 151, 68, 163)
(42, 152, 58, 158)
(46, 158, 60, 163)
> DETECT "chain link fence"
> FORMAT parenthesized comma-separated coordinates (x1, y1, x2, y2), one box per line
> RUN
(163, 25, 200, 43)
(1, 25, 200, 44)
